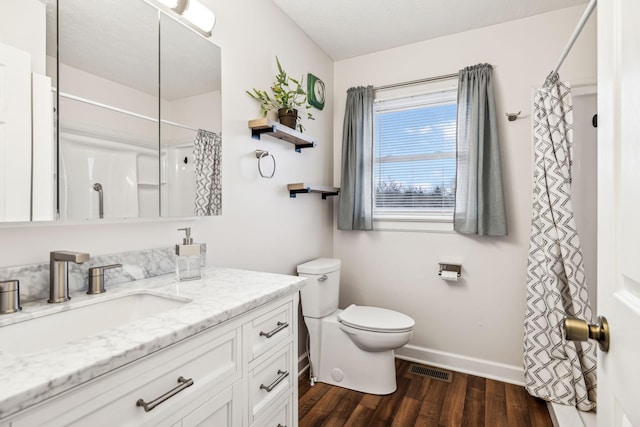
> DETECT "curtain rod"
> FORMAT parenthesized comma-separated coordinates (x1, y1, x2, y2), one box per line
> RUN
(374, 72, 459, 91)
(545, 0, 597, 85)
(57, 91, 201, 133)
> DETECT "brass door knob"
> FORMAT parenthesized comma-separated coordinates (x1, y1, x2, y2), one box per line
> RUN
(563, 315, 610, 352)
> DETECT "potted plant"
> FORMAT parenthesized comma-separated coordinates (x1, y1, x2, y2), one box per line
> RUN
(246, 56, 314, 132)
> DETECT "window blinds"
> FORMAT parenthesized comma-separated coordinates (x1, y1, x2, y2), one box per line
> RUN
(373, 89, 457, 217)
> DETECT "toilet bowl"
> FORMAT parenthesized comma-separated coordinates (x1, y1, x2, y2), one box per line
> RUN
(338, 304, 414, 352)
(298, 258, 415, 395)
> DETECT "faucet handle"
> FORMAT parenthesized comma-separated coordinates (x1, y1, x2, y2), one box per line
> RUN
(89, 264, 123, 273)
(0, 280, 22, 314)
(87, 264, 123, 295)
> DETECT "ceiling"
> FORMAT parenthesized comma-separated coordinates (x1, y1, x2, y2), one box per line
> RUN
(45, 0, 221, 100)
(270, 0, 589, 61)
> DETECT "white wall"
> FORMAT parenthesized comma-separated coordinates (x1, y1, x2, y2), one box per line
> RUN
(55, 59, 158, 139)
(0, 1, 334, 281)
(0, 0, 46, 75)
(332, 6, 596, 383)
(571, 91, 598, 311)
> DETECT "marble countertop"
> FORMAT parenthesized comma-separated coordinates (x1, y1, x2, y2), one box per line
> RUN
(0, 266, 307, 420)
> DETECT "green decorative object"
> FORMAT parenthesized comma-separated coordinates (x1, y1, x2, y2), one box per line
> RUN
(246, 56, 314, 132)
(307, 73, 325, 110)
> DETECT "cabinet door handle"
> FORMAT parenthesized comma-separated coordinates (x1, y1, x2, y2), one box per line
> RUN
(260, 321, 289, 339)
(260, 369, 289, 392)
(136, 376, 194, 412)
(277, 424, 287, 427)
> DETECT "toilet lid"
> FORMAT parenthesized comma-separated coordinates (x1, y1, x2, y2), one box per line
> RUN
(338, 305, 415, 333)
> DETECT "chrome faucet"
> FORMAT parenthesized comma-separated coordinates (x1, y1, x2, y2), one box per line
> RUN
(49, 251, 90, 303)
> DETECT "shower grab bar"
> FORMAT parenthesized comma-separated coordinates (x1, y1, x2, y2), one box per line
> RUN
(93, 183, 103, 219)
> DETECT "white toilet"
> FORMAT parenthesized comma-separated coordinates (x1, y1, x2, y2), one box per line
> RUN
(297, 258, 415, 395)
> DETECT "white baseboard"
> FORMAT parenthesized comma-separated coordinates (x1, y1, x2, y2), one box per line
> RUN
(395, 344, 525, 386)
(547, 402, 596, 427)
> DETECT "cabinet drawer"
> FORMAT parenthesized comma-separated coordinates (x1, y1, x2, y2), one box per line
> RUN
(179, 381, 241, 427)
(248, 342, 293, 424)
(12, 323, 241, 427)
(251, 390, 293, 427)
(248, 301, 292, 361)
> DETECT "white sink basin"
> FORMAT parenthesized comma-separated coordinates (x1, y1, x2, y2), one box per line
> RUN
(0, 292, 190, 355)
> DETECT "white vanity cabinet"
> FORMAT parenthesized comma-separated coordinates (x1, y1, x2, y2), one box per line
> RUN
(6, 293, 300, 427)
(243, 298, 297, 426)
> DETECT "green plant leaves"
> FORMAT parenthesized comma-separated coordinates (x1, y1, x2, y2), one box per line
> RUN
(247, 56, 314, 125)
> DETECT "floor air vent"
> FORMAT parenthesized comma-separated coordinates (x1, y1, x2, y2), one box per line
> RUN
(409, 364, 452, 382)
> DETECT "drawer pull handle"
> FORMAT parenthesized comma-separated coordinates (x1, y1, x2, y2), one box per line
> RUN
(260, 321, 289, 339)
(277, 425, 287, 427)
(260, 369, 289, 392)
(136, 376, 194, 412)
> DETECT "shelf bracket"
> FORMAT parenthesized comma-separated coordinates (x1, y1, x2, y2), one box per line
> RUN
(288, 186, 340, 199)
(293, 143, 316, 153)
(289, 188, 310, 198)
(251, 125, 276, 140)
(321, 191, 339, 199)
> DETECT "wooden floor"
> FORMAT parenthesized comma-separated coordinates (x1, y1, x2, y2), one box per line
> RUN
(298, 359, 553, 427)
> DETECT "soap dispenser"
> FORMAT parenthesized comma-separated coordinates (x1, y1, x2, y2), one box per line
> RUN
(175, 227, 201, 281)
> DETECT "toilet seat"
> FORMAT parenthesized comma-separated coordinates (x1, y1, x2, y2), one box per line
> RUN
(338, 304, 415, 333)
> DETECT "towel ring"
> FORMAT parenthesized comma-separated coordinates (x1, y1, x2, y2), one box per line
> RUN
(255, 150, 276, 178)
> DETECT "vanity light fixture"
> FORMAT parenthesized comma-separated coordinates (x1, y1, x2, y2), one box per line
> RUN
(154, 0, 216, 36)
(181, 0, 216, 35)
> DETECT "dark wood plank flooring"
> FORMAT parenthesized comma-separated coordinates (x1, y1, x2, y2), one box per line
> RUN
(298, 359, 553, 427)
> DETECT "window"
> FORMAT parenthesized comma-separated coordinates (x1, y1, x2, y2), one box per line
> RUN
(373, 81, 457, 225)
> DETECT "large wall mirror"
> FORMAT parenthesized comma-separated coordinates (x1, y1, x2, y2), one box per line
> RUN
(0, 0, 221, 223)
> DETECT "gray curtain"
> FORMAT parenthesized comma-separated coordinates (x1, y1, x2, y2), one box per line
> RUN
(454, 64, 507, 236)
(524, 80, 596, 411)
(194, 129, 222, 215)
(338, 86, 374, 230)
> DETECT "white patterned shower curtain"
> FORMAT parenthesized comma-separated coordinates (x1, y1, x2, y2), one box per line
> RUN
(524, 81, 597, 411)
(194, 129, 222, 215)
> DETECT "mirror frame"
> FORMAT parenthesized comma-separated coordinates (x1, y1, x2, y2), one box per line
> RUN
(0, 0, 222, 226)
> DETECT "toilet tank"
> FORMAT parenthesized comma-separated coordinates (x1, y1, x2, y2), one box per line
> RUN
(297, 258, 341, 318)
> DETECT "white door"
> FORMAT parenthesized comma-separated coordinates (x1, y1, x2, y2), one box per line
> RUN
(597, 0, 640, 425)
(0, 42, 32, 222)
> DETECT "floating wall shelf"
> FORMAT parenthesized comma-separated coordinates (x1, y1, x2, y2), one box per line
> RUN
(287, 183, 340, 199)
(248, 118, 316, 152)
